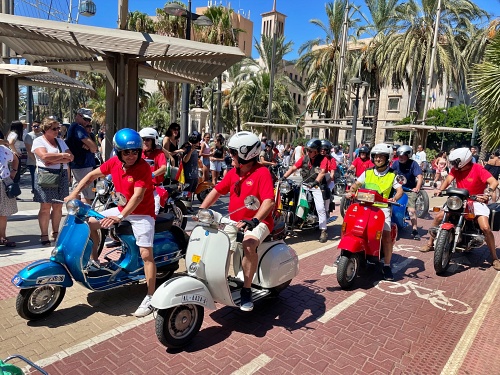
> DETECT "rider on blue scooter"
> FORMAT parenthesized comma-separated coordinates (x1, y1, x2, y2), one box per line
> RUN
(66, 128, 157, 317)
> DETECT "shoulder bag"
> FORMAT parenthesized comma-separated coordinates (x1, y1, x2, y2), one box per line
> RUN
(37, 139, 63, 188)
(2, 176, 21, 198)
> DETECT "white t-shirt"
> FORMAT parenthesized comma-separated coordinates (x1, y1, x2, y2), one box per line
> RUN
(7, 131, 25, 154)
(293, 145, 303, 161)
(413, 151, 427, 163)
(0, 145, 14, 179)
(32, 136, 70, 170)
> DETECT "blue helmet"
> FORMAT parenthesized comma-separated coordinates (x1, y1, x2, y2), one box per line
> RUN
(113, 128, 143, 152)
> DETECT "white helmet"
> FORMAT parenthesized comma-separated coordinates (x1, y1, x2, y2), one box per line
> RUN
(371, 143, 392, 158)
(139, 127, 158, 148)
(228, 131, 261, 164)
(449, 147, 473, 169)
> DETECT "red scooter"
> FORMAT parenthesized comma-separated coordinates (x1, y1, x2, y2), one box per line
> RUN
(336, 188, 399, 289)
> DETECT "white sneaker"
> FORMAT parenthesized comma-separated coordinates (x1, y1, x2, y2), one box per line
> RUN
(133, 295, 154, 317)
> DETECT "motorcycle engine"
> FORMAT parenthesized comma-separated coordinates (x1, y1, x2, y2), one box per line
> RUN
(305, 213, 318, 225)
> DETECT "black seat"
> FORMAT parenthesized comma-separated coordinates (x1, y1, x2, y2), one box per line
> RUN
(115, 213, 175, 236)
(263, 218, 286, 242)
(445, 187, 469, 197)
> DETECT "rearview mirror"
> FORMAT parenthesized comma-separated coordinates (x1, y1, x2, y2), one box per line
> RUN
(244, 195, 260, 210)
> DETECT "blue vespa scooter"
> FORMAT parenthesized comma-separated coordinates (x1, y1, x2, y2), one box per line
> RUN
(12, 199, 188, 321)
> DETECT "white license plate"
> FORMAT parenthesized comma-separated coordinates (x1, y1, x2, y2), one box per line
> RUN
(36, 275, 65, 285)
(181, 294, 207, 305)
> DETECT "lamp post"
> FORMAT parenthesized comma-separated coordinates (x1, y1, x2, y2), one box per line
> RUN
(348, 77, 369, 163)
(164, 1, 213, 144)
(441, 109, 448, 150)
(203, 85, 221, 136)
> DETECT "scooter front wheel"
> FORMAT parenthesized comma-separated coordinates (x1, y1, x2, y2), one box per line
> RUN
(337, 254, 359, 289)
(16, 285, 66, 321)
(155, 304, 204, 348)
(434, 228, 453, 275)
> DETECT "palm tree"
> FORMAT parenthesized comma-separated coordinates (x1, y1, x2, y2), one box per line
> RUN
(140, 91, 170, 131)
(127, 10, 155, 33)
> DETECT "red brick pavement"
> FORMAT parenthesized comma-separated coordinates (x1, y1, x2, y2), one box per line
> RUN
(32, 227, 500, 375)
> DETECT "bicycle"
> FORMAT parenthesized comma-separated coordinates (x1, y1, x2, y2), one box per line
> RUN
(375, 280, 472, 315)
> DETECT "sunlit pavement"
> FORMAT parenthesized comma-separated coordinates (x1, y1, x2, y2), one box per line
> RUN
(1, 177, 499, 374)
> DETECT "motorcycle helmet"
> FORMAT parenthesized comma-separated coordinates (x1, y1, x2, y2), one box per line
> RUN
(113, 128, 143, 164)
(392, 144, 400, 151)
(449, 147, 473, 170)
(396, 145, 413, 158)
(306, 138, 322, 152)
(320, 139, 333, 152)
(228, 131, 261, 164)
(266, 140, 275, 149)
(370, 143, 392, 166)
(139, 127, 159, 148)
(188, 131, 202, 144)
(358, 146, 370, 155)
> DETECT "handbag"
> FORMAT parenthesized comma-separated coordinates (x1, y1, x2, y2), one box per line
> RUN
(37, 139, 63, 188)
(2, 177, 21, 198)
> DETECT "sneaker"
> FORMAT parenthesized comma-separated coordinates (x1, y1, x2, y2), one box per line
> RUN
(319, 229, 328, 243)
(492, 259, 500, 271)
(240, 288, 253, 312)
(412, 230, 421, 241)
(133, 295, 154, 317)
(382, 265, 394, 281)
(86, 259, 101, 272)
(420, 244, 434, 253)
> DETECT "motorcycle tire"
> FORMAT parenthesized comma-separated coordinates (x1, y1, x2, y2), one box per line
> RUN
(170, 200, 187, 229)
(269, 280, 292, 297)
(197, 187, 213, 204)
(434, 228, 453, 275)
(16, 286, 66, 321)
(155, 304, 204, 348)
(337, 254, 359, 289)
(156, 262, 179, 283)
(340, 196, 352, 218)
(415, 190, 430, 219)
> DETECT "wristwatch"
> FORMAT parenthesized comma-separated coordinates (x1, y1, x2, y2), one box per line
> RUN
(117, 214, 124, 221)
(251, 218, 260, 227)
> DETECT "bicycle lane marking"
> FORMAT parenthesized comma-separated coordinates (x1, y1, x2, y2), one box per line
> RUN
(231, 354, 272, 375)
(440, 272, 500, 375)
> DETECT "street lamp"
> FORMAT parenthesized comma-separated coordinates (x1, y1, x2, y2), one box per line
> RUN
(203, 85, 221, 136)
(164, 1, 213, 144)
(441, 109, 448, 150)
(348, 77, 369, 163)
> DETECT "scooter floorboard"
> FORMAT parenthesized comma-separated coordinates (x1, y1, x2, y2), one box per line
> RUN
(231, 288, 270, 306)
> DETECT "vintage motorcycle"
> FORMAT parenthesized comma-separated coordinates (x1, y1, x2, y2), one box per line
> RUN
(12, 199, 188, 321)
(151, 196, 298, 348)
(336, 188, 400, 289)
(430, 187, 497, 275)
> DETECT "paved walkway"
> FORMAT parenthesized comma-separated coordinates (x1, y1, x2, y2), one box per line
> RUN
(1, 177, 499, 374)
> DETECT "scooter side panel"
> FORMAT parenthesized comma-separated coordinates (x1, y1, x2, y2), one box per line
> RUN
(391, 193, 409, 230)
(257, 241, 298, 288)
(151, 276, 216, 310)
(365, 208, 386, 257)
(12, 259, 73, 288)
(337, 235, 365, 253)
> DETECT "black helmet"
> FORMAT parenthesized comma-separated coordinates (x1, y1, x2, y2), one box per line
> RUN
(392, 144, 400, 151)
(188, 131, 202, 144)
(266, 140, 275, 149)
(358, 146, 370, 154)
(320, 139, 332, 151)
(306, 138, 322, 151)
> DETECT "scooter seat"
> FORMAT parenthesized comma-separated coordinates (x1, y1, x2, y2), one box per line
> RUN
(263, 218, 286, 242)
(115, 213, 175, 235)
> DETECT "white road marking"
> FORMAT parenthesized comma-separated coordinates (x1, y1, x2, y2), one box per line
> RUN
(440, 273, 500, 375)
(321, 264, 337, 276)
(318, 291, 366, 323)
(392, 244, 419, 253)
(231, 354, 272, 375)
(297, 239, 340, 260)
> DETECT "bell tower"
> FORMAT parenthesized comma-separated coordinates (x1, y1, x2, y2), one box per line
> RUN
(261, 0, 286, 39)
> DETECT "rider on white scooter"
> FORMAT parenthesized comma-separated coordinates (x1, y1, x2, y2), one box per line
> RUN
(199, 131, 276, 311)
(345, 143, 404, 280)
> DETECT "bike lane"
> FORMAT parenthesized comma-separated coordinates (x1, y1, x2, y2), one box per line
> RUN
(19, 227, 499, 375)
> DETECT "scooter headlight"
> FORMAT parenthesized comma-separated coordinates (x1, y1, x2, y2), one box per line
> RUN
(66, 199, 82, 215)
(197, 209, 215, 224)
(95, 180, 109, 195)
(446, 196, 463, 211)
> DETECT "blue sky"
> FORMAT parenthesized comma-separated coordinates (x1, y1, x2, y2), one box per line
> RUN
(76, 0, 499, 60)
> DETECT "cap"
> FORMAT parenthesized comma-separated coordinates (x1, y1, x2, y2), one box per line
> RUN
(77, 108, 92, 120)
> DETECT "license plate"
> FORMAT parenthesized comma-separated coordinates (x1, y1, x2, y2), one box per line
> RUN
(181, 294, 207, 305)
(192, 255, 201, 263)
(36, 275, 65, 285)
(11, 275, 22, 286)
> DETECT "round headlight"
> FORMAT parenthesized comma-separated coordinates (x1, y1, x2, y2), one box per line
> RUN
(197, 209, 215, 224)
(446, 196, 463, 210)
(280, 181, 292, 195)
(95, 180, 108, 195)
(66, 199, 81, 215)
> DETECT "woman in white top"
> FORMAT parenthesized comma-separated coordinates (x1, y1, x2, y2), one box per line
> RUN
(7, 121, 24, 157)
(32, 117, 74, 246)
(0, 144, 19, 247)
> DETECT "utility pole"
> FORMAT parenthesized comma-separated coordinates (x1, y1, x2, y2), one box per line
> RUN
(266, 0, 278, 138)
(333, 0, 349, 124)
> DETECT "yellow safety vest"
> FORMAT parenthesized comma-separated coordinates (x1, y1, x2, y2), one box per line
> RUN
(364, 168, 395, 207)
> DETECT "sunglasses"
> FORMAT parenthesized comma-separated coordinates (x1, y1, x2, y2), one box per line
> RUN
(229, 148, 238, 156)
(33, 125, 40, 129)
(122, 149, 140, 156)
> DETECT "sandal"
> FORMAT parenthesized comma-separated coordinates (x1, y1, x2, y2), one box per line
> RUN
(52, 232, 59, 241)
(420, 244, 434, 253)
(40, 235, 51, 246)
(0, 238, 16, 247)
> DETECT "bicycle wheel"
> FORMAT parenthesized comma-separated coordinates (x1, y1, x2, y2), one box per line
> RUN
(429, 296, 473, 315)
(374, 280, 411, 295)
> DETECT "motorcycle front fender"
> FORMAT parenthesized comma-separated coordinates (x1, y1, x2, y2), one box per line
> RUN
(337, 235, 365, 253)
(441, 222, 455, 231)
(151, 276, 216, 310)
(11, 259, 73, 289)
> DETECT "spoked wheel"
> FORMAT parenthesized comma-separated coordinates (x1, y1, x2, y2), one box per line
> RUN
(340, 196, 352, 218)
(337, 254, 359, 289)
(16, 286, 66, 320)
(434, 228, 453, 275)
(415, 190, 429, 218)
(155, 304, 204, 348)
(169, 201, 187, 229)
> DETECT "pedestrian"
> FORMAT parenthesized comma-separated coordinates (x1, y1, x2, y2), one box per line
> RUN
(23, 119, 43, 194)
(200, 132, 212, 182)
(292, 141, 304, 164)
(32, 117, 74, 246)
(210, 135, 225, 185)
(283, 143, 291, 167)
(0, 142, 19, 247)
(162, 123, 182, 167)
(181, 131, 201, 213)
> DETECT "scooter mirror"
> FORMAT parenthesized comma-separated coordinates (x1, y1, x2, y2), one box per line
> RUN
(244, 195, 260, 210)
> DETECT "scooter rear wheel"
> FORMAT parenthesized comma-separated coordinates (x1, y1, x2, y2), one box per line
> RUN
(155, 304, 204, 348)
(337, 254, 359, 289)
(16, 286, 66, 321)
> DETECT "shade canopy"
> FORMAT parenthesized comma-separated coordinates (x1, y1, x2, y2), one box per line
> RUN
(381, 123, 473, 133)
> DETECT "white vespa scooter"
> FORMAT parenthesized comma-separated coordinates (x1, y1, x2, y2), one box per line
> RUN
(151, 196, 299, 348)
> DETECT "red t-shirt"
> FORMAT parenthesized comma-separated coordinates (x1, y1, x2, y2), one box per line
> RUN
(352, 157, 375, 177)
(142, 148, 167, 185)
(100, 156, 155, 218)
(215, 164, 275, 231)
(390, 155, 399, 167)
(449, 163, 493, 195)
(294, 155, 329, 171)
(328, 158, 337, 172)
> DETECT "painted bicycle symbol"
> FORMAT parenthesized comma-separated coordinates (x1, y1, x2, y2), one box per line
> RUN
(375, 280, 473, 315)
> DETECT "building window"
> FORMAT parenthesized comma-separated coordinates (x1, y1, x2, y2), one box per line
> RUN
(289, 72, 292, 79)
(384, 121, 395, 142)
(363, 129, 372, 144)
(368, 99, 376, 116)
(447, 100, 454, 108)
(345, 129, 352, 142)
(388, 97, 400, 111)
(293, 93, 296, 101)
(312, 128, 319, 138)
(298, 95, 301, 105)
